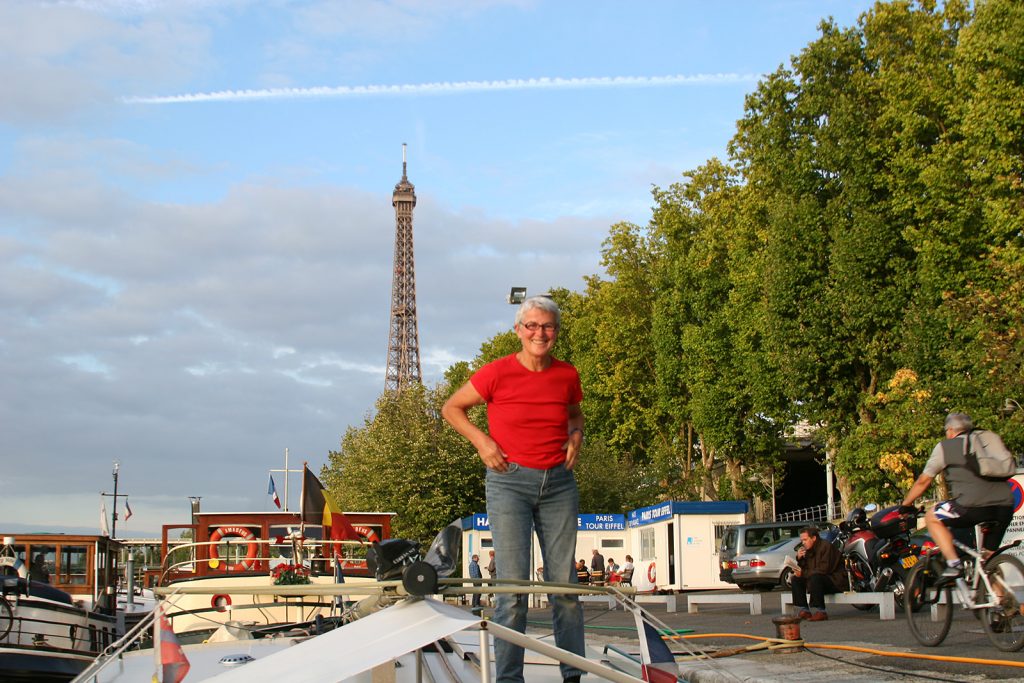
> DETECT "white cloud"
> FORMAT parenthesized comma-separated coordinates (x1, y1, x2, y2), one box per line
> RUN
(125, 73, 762, 105)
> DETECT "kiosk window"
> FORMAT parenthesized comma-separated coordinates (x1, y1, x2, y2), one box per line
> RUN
(639, 529, 655, 561)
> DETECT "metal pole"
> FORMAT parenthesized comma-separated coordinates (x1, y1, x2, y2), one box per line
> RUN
(111, 462, 120, 540)
(126, 555, 136, 606)
(478, 628, 491, 683)
(284, 447, 290, 511)
(825, 453, 835, 519)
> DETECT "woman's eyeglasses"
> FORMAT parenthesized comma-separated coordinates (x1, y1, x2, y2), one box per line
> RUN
(520, 322, 558, 332)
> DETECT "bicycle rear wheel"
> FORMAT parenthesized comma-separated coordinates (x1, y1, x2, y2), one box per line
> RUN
(980, 554, 1024, 652)
(905, 559, 953, 647)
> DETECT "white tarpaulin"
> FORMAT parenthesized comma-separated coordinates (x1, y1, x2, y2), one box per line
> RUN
(206, 598, 482, 683)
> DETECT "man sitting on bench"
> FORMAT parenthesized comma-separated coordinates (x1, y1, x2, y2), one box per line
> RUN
(791, 525, 846, 621)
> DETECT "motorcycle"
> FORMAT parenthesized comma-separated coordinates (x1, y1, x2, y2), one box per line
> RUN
(835, 504, 923, 610)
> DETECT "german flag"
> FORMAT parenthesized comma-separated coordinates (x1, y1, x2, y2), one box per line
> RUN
(301, 466, 361, 543)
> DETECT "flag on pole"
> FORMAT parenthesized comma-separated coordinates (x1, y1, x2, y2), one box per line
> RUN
(152, 611, 190, 683)
(125, 500, 133, 521)
(100, 500, 110, 537)
(301, 466, 360, 551)
(267, 474, 282, 509)
(633, 610, 680, 682)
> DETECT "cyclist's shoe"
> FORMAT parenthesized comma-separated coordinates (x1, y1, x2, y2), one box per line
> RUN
(934, 565, 963, 586)
(988, 612, 1010, 633)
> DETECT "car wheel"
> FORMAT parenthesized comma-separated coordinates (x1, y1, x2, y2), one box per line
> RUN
(780, 567, 794, 590)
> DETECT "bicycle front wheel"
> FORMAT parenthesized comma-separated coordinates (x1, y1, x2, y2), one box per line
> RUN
(981, 554, 1024, 652)
(905, 559, 953, 647)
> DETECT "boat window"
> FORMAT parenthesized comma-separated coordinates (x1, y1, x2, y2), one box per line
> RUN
(59, 546, 88, 584)
(30, 545, 56, 583)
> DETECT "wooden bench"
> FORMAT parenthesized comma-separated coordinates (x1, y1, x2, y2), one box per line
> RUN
(687, 592, 763, 615)
(780, 591, 896, 620)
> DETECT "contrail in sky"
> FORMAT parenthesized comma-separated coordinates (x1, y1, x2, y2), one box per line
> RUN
(124, 73, 760, 105)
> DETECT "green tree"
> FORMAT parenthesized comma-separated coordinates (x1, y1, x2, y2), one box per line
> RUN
(325, 384, 485, 546)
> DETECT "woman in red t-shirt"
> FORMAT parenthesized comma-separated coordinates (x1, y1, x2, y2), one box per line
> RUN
(442, 296, 585, 683)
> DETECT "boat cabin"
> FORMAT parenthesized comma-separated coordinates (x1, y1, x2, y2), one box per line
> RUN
(0, 533, 122, 610)
(149, 510, 395, 586)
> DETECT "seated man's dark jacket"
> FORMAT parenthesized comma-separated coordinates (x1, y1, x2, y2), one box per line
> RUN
(797, 538, 848, 590)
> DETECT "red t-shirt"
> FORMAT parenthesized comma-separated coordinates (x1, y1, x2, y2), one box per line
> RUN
(470, 354, 583, 469)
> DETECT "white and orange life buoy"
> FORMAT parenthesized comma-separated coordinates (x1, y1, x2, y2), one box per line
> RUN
(208, 526, 259, 571)
(0, 556, 27, 579)
(647, 562, 656, 584)
(351, 525, 381, 543)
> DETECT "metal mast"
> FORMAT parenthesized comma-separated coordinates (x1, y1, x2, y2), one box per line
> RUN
(384, 143, 422, 392)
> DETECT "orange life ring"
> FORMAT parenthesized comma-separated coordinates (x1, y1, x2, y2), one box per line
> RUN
(352, 525, 381, 543)
(647, 562, 656, 584)
(209, 526, 259, 571)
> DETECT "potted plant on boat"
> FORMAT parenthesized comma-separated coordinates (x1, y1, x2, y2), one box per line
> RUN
(271, 563, 311, 585)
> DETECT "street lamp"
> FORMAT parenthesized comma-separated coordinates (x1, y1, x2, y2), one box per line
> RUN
(508, 287, 527, 305)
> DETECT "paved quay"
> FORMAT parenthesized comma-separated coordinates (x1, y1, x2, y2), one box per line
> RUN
(502, 589, 1024, 682)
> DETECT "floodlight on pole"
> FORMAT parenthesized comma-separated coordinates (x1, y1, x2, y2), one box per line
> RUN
(508, 287, 527, 305)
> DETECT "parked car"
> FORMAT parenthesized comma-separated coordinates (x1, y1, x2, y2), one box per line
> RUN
(727, 525, 840, 591)
(719, 521, 808, 583)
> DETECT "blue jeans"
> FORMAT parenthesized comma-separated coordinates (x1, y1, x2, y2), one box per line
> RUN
(486, 463, 584, 683)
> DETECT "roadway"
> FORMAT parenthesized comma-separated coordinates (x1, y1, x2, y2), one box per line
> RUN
(512, 588, 1024, 682)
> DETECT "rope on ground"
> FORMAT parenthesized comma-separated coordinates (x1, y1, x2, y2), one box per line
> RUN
(673, 632, 1024, 674)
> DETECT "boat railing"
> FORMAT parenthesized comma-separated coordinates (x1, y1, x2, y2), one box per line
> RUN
(158, 538, 368, 585)
(0, 593, 114, 657)
(70, 589, 183, 683)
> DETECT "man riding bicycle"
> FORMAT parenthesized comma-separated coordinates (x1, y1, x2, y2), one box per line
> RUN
(901, 412, 1014, 583)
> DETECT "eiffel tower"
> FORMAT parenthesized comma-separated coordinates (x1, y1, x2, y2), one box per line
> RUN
(384, 144, 422, 392)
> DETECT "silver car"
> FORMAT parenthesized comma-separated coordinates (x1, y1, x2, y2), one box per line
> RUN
(728, 538, 799, 591)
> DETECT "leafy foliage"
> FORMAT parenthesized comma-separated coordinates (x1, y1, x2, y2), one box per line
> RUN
(323, 0, 1024, 528)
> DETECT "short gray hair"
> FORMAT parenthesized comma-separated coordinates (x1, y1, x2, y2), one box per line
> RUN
(944, 411, 974, 434)
(514, 295, 560, 327)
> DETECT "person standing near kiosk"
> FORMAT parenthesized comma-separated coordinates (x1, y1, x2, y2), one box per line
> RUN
(443, 296, 585, 683)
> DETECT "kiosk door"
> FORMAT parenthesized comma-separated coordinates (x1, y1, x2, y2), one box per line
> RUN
(667, 522, 676, 586)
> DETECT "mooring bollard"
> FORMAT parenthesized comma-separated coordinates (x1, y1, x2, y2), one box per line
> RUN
(771, 615, 803, 654)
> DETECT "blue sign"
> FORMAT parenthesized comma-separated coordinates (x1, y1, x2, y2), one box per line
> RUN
(467, 512, 624, 531)
(627, 500, 748, 527)
(577, 514, 625, 531)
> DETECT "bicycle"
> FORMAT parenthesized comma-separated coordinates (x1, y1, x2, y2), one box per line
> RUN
(905, 518, 1024, 651)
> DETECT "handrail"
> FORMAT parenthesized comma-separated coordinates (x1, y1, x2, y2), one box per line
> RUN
(70, 590, 184, 683)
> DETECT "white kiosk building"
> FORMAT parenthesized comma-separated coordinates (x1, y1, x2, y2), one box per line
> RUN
(461, 500, 747, 592)
(627, 500, 748, 592)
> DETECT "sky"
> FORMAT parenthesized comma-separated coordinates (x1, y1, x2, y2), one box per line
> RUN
(1, 0, 879, 538)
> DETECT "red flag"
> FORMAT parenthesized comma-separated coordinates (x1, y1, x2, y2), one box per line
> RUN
(155, 613, 190, 683)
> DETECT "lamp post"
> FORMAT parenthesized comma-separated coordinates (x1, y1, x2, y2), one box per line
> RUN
(508, 287, 527, 305)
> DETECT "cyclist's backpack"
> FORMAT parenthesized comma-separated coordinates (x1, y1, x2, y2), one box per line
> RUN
(962, 429, 1017, 481)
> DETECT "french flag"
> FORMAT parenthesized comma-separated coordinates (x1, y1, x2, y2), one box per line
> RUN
(155, 612, 190, 683)
(634, 612, 680, 682)
(268, 474, 282, 509)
